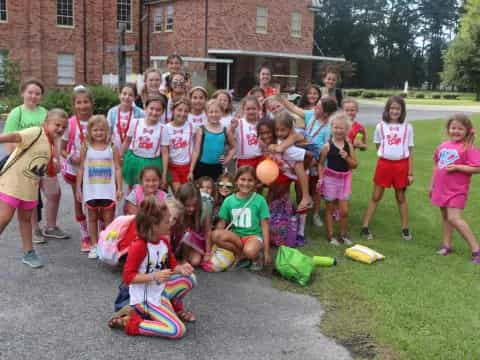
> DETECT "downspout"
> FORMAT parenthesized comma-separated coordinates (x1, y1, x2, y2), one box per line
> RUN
(139, 0, 144, 73)
(146, 5, 151, 68)
(83, 0, 87, 83)
(204, 0, 208, 57)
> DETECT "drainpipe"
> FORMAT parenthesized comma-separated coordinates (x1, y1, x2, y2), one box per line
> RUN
(139, 0, 144, 73)
(83, 0, 87, 83)
(204, 0, 208, 57)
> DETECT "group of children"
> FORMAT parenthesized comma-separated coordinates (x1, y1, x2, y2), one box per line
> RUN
(2, 58, 480, 339)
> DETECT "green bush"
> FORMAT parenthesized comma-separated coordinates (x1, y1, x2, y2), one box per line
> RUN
(0, 95, 22, 113)
(432, 93, 441, 99)
(41, 90, 72, 113)
(90, 85, 119, 115)
(443, 93, 459, 100)
(345, 90, 363, 97)
(415, 93, 426, 98)
(398, 92, 408, 98)
(361, 91, 376, 98)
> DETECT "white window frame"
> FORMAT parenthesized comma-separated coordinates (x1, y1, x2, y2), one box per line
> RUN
(165, 5, 173, 32)
(256, 6, 267, 34)
(57, 53, 75, 85)
(153, 7, 163, 32)
(117, 0, 132, 32)
(0, 0, 7, 22)
(57, 0, 74, 27)
(291, 11, 302, 38)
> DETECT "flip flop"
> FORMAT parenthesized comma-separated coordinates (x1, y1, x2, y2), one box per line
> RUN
(177, 309, 196, 323)
(108, 314, 129, 329)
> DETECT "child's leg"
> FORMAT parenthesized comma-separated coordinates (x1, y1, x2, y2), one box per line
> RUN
(101, 205, 115, 227)
(70, 183, 84, 219)
(242, 236, 263, 260)
(212, 229, 243, 258)
(440, 207, 453, 249)
(87, 207, 99, 246)
(163, 273, 197, 311)
(338, 200, 349, 237)
(324, 200, 335, 238)
(446, 208, 480, 252)
(182, 246, 203, 266)
(0, 201, 17, 235)
(70, 184, 89, 242)
(395, 188, 409, 229)
(42, 177, 61, 229)
(132, 300, 186, 339)
(362, 185, 384, 227)
(310, 176, 321, 216)
(171, 182, 181, 194)
(17, 208, 34, 252)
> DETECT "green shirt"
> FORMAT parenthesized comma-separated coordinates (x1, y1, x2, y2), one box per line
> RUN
(219, 193, 270, 237)
(4, 105, 48, 133)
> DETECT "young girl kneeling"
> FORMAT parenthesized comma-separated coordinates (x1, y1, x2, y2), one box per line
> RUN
(212, 166, 270, 271)
(109, 197, 197, 338)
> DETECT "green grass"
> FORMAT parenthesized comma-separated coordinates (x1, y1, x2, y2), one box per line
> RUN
(274, 116, 480, 359)
(372, 97, 480, 106)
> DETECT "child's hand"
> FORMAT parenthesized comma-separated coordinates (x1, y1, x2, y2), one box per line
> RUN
(264, 252, 271, 266)
(268, 144, 281, 153)
(161, 177, 168, 190)
(70, 155, 81, 166)
(203, 252, 212, 263)
(116, 190, 123, 202)
(176, 263, 194, 276)
(408, 175, 414, 185)
(187, 171, 194, 183)
(339, 149, 348, 159)
(316, 178, 323, 193)
(76, 191, 82, 203)
(446, 165, 458, 173)
(152, 269, 172, 283)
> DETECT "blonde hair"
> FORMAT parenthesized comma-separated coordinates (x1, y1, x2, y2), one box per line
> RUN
(342, 97, 359, 110)
(165, 196, 185, 224)
(72, 86, 94, 112)
(86, 115, 111, 146)
(330, 111, 351, 132)
(206, 99, 222, 112)
(46, 108, 68, 123)
(211, 90, 233, 114)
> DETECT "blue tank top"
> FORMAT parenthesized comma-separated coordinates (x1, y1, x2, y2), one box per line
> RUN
(199, 126, 226, 164)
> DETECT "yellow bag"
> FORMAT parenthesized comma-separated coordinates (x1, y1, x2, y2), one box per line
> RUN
(345, 244, 385, 264)
(201, 245, 235, 272)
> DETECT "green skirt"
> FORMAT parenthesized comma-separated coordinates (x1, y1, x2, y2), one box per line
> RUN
(122, 150, 164, 186)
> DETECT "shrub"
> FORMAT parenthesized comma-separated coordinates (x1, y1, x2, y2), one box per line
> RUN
(90, 85, 119, 115)
(443, 93, 459, 100)
(415, 93, 425, 99)
(0, 95, 22, 113)
(432, 93, 441, 99)
(345, 90, 363, 97)
(361, 91, 376, 99)
(41, 90, 72, 113)
(398, 92, 408, 98)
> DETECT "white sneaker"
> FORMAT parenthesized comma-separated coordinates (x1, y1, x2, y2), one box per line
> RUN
(329, 237, 341, 246)
(88, 245, 98, 259)
(32, 229, 46, 244)
(313, 213, 323, 227)
(341, 236, 353, 245)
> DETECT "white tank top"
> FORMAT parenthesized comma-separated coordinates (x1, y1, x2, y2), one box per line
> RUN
(82, 146, 116, 203)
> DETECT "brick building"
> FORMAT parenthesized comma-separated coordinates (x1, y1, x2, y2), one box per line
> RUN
(0, 0, 343, 94)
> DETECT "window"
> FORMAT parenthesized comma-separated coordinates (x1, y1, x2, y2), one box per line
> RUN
(57, 54, 75, 85)
(291, 12, 302, 37)
(165, 5, 173, 32)
(57, 0, 73, 26)
(117, 0, 131, 31)
(153, 7, 163, 32)
(0, 0, 7, 22)
(256, 6, 267, 34)
(0, 51, 7, 83)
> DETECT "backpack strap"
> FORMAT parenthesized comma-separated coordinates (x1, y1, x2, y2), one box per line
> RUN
(225, 193, 256, 231)
(66, 116, 77, 154)
(135, 185, 143, 204)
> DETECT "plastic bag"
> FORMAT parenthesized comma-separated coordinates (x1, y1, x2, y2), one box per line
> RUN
(345, 244, 385, 264)
(201, 245, 235, 272)
(275, 246, 315, 286)
(97, 215, 135, 265)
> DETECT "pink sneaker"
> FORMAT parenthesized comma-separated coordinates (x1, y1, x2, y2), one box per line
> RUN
(81, 237, 91, 253)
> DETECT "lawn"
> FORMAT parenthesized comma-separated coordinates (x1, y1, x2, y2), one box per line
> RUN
(274, 115, 480, 359)
(373, 97, 480, 107)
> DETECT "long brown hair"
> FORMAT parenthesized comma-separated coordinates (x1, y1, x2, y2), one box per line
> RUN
(446, 113, 476, 146)
(176, 183, 202, 232)
(136, 196, 170, 242)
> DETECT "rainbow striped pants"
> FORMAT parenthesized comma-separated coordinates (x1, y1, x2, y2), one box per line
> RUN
(133, 273, 197, 339)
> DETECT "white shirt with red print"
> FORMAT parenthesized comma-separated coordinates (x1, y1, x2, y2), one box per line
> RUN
(235, 118, 261, 160)
(188, 112, 207, 131)
(128, 118, 168, 158)
(166, 121, 195, 165)
(272, 143, 306, 180)
(374, 121, 414, 160)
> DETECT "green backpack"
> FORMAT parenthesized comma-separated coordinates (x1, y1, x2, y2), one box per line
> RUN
(275, 246, 315, 286)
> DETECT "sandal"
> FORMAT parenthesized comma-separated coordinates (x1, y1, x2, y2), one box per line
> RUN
(177, 309, 196, 323)
(437, 246, 451, 256)
(108, 314, 129, 329)
(297, 200, 314, 214)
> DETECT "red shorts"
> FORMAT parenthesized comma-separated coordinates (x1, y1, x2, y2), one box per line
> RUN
(63, 172, 77, 185)
(169, 163, 190, 184)
(240, 235, 263, 245)
(237, 156, 264, 170)
(374, 158, 409, 189)
(275, 172, 293, 185)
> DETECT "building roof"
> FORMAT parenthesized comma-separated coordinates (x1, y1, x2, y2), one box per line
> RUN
(208, 49, 345, 62)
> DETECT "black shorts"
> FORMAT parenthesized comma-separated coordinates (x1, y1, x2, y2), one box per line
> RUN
(194, 162, 223, 182)
(86, 199, 115, 210)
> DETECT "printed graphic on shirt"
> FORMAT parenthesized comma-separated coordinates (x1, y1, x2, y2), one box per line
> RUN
(232, 208, 252, 228)
(88, 159, 113, 184)
(437, 148, 460, 169)
(146, 250, 168, 273)
(25, 153, 49, 179)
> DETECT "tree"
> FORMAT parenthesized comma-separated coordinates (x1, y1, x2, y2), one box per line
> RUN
(442, 0, 480, 100)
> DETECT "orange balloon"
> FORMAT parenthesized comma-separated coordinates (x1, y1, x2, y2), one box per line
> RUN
(256, 159, 279, 185)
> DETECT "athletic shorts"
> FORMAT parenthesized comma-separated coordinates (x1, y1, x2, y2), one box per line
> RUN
(374, 158, 409, 189)
(240, 235, 263, 245)
(86, 199, 115, 210)
(0, 192, 38, 210)
(169, 163, 190, 184)
(237, 156, 264, 170)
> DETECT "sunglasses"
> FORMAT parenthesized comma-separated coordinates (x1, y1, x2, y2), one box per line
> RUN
(172, 80, 185, 86)
(217, 182, 233, 189)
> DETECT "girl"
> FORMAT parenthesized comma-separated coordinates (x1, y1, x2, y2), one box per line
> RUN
(256, 64, 278, 97)
(121, 95, 169, 191)
(196, 176, 215, 225)
(264, 95, 305, 130)
(175, 183, 211, 267)
(189, 99, 236, 182)
(4, 78, 68, 241)
(230, 96, 263, 170)
(160, 55, 188, 94)
(107, 83, 145, 151)
(61, 86, 95, 251)
(317, 112, 358, 246)
(257, 115, 312, 212)
(188, 86, 208, 130)
(343, 98, 367, 151)
(0, 109, 68, 268)
(76, 116, 123, 259)
(166, 72, 189, 122)
(321, 67, 343, 105)
(109, 197, 197, 337)
(211, 90, 234, 128)
(299, 85, 322, 110)
(361, 96, 414, 241)
(282, 96, 339, 227)
(430, 114, 480, 263)
(212, 166, 270, 271)
(125, 166, 168, 215)
(137, 68, 162, 108)
(212, 173, 235, 225)
(165, 98, 195, 193)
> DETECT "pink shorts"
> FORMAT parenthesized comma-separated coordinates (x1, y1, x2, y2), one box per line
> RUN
(321, 168, 352, 201)
(0, 192, 38, 210)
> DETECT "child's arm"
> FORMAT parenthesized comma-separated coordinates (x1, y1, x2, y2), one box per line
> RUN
(120, 136, 132, 157)
(446, 164, 480, 174)
(0, 132, 21, 144)
(113, 147, 123, 201)
(125, 202, 138, 215)
(280, 96, 305, 119)
(60, 139, 69, 159)
(293, 161, 312, 210)
(215, 219, 226, 230)
(270, 131, 304, 153)
(408, 147, 414, 184)
(223, 128, 237, 164)
(189, 128, 203, 180)
(75, 147, 87, 203)
(342, 142, 358, 169)
(161, 145, 169, 190)
(261, 219, 271, 265)
(316, 144, 329, 191)
(203, 210, 213, 260)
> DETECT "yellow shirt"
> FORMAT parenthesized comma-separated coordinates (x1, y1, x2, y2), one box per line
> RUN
(0, 127, 50, 201)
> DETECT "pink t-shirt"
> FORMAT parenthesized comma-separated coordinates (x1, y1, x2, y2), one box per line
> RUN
(430, 140, 480, 209)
